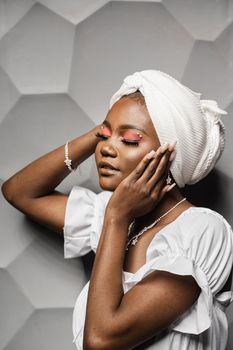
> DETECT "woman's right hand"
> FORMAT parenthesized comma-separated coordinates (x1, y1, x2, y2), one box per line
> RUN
(1, 125, 102, 236)
(105, 144, 175, 224)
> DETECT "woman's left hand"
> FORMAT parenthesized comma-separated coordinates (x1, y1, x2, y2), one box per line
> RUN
(106, 144, 176, 224)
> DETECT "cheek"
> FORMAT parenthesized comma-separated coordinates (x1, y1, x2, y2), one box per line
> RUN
(95, 145, 102, 171)
(121, 138, 160, 174)
(95, 144, 101, 161)
(120, 148, 150, 174)
(94, 149, 97, 166)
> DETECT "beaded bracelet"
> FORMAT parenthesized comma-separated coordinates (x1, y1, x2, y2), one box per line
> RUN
(64, 141, 77, 172)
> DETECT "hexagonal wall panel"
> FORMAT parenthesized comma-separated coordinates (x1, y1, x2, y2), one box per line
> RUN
(217, 100, 233, 181)
(37, 0, 163, 27)
(0, 269, 34, 349)
(0, 66, 20, 124)
(4, 309, 76, 350)
(216, 20, 233, 60)
(0, 94, 95, 186)
(0, 3, 75, 94)
(215, 20, 233, 106)
(182, 40, 233, 108)
(0, 0, 35, 39)
(0, 187, 36, 268)
(7, 231, 88, 308)
(163, 0, 233, 41)
(69, 1, 194, 123)
(39, 0, 109, 25)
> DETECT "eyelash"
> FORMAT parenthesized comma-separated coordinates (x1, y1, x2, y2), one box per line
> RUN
(95, 132, 139, 146)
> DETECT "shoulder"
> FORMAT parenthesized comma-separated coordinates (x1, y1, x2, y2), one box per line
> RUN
(147, 206, 233, 299)
(181, 206, 232, 229)
(176, 206, 233, 249)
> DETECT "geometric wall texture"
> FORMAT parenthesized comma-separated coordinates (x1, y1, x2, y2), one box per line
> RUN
(0, 1, 233, 349)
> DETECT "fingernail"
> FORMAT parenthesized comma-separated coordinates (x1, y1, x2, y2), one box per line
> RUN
(169, 150, 176, 161)
(167, 183, 176, 192)
(160, 143, 169, 153)
(168, 141, 177, 152)
(146, 150, 156, 159)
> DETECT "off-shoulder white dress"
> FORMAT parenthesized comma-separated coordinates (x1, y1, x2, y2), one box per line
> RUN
(63, 185, 233, 350)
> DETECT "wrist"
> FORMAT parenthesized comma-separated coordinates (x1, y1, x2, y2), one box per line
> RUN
(92, 124, 102, 137)
(105, 208, 132, 227)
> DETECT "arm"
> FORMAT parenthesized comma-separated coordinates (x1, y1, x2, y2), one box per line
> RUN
(1, 125, 101, 235)
(85, 216, 200, 350)
(83, 147, 201, 350)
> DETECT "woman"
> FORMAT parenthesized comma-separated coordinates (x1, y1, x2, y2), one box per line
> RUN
(2, 70, 233, 350)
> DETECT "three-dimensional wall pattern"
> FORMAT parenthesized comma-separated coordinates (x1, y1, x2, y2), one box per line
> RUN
(0, 1, 233, 349)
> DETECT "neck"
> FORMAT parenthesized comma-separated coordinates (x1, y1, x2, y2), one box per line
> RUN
(134, 187, 191, 231)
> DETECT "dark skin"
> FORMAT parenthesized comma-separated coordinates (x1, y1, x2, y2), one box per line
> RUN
(95, 97, 194, 269)
(1, 95, 201, 350)
(83, 97, 201, 350)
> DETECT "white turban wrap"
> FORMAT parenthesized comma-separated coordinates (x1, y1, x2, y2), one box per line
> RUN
(109, 70, 227, 188)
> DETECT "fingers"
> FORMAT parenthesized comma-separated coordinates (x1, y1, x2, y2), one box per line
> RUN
(147, 148, 171, 183)
(142, 144, 176, 202)
(140, 143, 175, 185)
(147, 156, 171, 196)
(129, 142, 176, 187)
(149, 147, 177, 201)
(142, 144, 169, 182)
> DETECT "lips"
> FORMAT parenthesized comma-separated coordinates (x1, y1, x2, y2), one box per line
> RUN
(98, 161, 119, 171)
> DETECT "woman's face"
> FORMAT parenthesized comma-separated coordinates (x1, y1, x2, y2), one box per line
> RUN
(95, 97, 161, 191)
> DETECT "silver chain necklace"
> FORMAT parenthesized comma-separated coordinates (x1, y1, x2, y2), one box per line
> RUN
(125, 197, 187, 250)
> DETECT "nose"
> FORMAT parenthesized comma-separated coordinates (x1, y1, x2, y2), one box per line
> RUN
(100, 142, 117, 158)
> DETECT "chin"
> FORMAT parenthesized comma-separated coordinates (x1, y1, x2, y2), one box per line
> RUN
(99, 184, 116, 191)
(98, 176, 121, 192)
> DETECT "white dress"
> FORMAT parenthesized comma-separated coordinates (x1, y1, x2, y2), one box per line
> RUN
(63, 185, 233, 350)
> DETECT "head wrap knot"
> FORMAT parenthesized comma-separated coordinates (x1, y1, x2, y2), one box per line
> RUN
(200, 99, 227, 124)
(124, 72, 143, 90)
(109, 70, 227, 188)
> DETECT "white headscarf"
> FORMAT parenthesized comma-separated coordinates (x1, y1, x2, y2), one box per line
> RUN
(109, 70, 227, 188)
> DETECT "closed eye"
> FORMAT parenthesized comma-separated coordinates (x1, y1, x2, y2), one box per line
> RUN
(95, 132, 139, 146)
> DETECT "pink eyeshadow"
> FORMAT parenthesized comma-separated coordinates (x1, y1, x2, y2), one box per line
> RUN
(123, 131, 142, 141)
(102, 125, 112, 136)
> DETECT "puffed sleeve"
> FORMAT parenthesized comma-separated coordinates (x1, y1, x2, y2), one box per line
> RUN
(63, 185, 113, 258)
(123, 207, 233, 335)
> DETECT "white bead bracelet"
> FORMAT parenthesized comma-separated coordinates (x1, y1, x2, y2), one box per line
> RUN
(64, 141, 77, 172)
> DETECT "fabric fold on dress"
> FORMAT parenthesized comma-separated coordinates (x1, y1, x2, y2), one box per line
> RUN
(123, 254, 213, 335)
(63, 185, 112, 258)
(63, 186, 233, 349)
(121, 207, 233, 336)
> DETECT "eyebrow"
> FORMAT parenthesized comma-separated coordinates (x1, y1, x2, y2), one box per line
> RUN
(102, 120, 148, 135)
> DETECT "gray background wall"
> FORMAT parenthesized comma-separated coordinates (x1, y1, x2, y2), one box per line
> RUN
(0, 1, 233, 349)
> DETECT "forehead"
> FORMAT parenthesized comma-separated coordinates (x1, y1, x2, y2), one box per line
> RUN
(105, 97, 155, 134)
